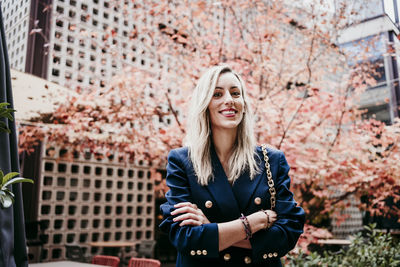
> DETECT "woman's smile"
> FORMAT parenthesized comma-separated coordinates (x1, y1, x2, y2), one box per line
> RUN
(219, 108, 238, 117)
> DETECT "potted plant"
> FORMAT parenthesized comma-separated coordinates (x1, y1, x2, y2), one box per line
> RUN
(0, 102, 33, 208)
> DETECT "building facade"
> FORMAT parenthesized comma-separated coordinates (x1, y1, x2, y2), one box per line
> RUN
(338, 0, 400, 124)
(2, 0, 161, 262)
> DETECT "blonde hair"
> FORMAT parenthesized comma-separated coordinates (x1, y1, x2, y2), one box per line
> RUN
(185, 65, 259, 186)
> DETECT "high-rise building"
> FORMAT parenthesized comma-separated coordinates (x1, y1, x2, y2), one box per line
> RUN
(2, 0, 159, 262)
(2, 0, 161, 89)
(337, 0, 400, 124)
(1, 0, 31, 71)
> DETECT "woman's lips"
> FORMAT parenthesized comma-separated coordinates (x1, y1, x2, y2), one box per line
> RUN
(219, 109, 237, 117)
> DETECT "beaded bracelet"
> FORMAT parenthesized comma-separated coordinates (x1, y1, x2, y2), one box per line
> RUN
(239, 213, 252, 240)
(262, 210, 271, 229)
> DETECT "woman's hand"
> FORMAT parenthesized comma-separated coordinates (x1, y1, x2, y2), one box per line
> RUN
(263, 209, 277, 229)
(246, 210, 278, 234)
(171, 202, 211, 226)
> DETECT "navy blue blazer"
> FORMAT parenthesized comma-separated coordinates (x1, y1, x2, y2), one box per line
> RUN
(160, 146, 305, 267)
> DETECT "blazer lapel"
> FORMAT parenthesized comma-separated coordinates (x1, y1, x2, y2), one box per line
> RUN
(204, 146, 241, 221)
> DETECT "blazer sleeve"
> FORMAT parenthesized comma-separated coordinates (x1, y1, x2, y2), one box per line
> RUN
(159, 149, 219, 258)
(249, 151, 305, 263)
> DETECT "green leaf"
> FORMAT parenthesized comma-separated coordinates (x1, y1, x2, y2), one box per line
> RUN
(2, 172, 20, 185)
(4, 112, 14, 121)
(0, 193, 13, 208)
(3, 177, 33, 188)
(0, 122, 10, 133)
(0, 103, 9, 108)
(2, 188, 14, 198)
(0, 102, 15, 124)
(0, 111, 15, 121)
(0, 170, 3, 182)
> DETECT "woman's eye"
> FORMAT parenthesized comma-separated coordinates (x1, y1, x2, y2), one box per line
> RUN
(232, 91, 241, 97)
(213, 92, 222, 97)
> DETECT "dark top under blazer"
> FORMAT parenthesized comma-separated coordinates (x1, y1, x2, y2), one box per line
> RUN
(159, 146, 305, 267)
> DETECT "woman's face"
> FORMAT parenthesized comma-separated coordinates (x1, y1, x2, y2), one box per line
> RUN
(208, 72, 245, 132)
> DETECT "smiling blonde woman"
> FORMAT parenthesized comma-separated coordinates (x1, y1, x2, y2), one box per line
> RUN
(160, 65, 305, 267)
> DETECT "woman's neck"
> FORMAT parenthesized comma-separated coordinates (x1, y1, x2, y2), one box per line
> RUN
(211, 128, 237, 164)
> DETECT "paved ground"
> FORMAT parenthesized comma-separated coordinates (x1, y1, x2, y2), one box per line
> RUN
(162, 263, 175, 267)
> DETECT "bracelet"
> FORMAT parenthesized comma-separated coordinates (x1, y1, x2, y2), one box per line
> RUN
(239, 213, 252, 240)
(262, 210, 271, 229)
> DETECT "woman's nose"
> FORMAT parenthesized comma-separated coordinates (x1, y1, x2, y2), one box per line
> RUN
(223, 92, 233, 104)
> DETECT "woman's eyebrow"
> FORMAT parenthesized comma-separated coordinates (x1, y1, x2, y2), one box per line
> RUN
(215, 86, 239, 89)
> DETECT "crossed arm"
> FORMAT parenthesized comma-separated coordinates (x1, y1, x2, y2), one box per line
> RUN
(171, 202, 277, 251)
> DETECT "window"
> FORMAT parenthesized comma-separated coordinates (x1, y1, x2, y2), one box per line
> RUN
(69, 10, 76, 18)
(67, 35, 74, 43)
(68, 23, 76, 31)
(56, 20, 63, 27)
(56, 6, 64, 14)
(52, 69, 60, 77)
(66, 47, 73, 55)
(54, 44, 61, 51)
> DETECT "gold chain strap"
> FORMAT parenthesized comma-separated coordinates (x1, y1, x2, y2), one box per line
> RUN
(261, 144, 276, 210)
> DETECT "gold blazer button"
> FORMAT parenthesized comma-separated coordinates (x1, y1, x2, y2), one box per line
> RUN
(244, 256, 252, 264)
(205, 200, 213, 208)
(254, 197, 262, 205)
(223, 253, 231, 261)
(202, 250, 207, 255)
(273, 252, 278, 257)
(263, 253, 268, 259)
(190, 250, 196, 256)
(268, 253, 273, 258)
(196, 250, 202, 255)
